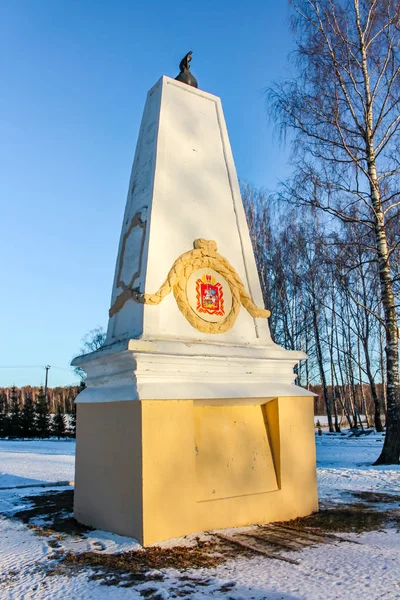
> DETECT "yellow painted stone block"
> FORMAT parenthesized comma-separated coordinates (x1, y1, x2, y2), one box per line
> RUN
(74, 396, 318, 546)
(194, 404, 278, 502)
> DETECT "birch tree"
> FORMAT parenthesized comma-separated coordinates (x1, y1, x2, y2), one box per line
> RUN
(268, 0, 400, 463)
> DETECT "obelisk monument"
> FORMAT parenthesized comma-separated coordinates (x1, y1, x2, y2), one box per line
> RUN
(72, 54, 318, 546)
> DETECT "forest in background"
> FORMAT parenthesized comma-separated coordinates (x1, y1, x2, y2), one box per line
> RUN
(0, 380, 386, 431)
(242, 183, 398, 435)
(0, 385, 81, 414)
(0, 385, 80, 439)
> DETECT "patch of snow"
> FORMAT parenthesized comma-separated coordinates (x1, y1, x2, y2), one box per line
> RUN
(205, 530, 400, 600)
(0, 440, 75, 488)
(61, 530, 141, 555)
(316, 433, 400, 501)
(315, 415, 368, 427)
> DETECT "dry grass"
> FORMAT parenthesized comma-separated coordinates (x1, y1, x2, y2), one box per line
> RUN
(350, 491, 400, 505)
(64, 540, 226, 571)
(277, 492, 400, 534)
(281, 507, 389, 533)
(13, 490, 91, 536)
(55, 540, 233, 590)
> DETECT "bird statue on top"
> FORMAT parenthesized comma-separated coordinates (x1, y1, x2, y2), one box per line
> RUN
(175, 51, 198, 88)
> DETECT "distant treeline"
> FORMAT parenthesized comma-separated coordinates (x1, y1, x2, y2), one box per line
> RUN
(311, 383, 386, 430)
(241, 183, 395, 435)
(0, 385, 82, 439)
(0, 385, 82, 414)
(0, 382, 386, 436)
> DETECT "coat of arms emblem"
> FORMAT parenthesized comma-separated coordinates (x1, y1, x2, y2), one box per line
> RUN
(196, 274, 225, 316)
(109, 239, 270, 334)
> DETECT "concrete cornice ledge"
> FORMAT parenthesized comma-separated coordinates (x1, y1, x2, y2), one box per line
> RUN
(73, 338, 314, 403)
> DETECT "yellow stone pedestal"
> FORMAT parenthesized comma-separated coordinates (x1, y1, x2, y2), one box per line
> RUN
(74, 396, 318, 546)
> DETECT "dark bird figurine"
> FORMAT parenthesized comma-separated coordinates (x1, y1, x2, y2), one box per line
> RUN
(175, 51, 198, 88)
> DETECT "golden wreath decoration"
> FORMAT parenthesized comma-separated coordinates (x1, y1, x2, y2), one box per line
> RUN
(109, 239, 271, 334)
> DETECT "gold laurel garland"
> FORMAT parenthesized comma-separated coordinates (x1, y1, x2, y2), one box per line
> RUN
(109, 239, 271, 334)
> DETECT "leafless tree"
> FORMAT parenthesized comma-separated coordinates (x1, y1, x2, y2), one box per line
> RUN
(73, 326, 106, 381)
(268, 0, 400, 463)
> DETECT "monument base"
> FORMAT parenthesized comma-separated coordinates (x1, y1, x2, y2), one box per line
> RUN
(74, 395, 318, 546)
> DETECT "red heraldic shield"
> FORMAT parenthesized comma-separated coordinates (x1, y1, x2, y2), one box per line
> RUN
(196, 274, 225, 316)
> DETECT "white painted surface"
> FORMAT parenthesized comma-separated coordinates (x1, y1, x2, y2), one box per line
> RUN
(106, 76, 270, 345)
(74, 76, 312, 401)
(74, 338, 311, 401)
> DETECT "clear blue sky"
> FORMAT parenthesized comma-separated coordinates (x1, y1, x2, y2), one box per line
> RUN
(0, 1, 294, 387)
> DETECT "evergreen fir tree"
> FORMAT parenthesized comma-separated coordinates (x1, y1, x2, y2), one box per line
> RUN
(69, 402, 76, 438)
(34, 387, 50, 438)
(9, 386, 22, 438)
(53, 405, 66, 439)
(21, 395, 35, 439)
(0, 391, 9, 438)
(68, 381, 84, 438)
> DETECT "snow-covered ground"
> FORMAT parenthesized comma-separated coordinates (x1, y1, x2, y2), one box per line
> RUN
(0, 433, 399, 599)
(316, 432, 400, 501)
(0, 440, 75, 488)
